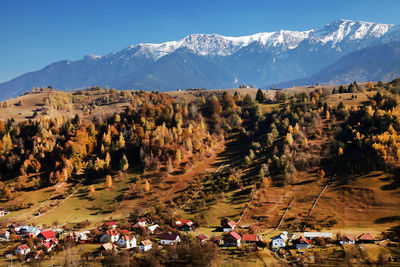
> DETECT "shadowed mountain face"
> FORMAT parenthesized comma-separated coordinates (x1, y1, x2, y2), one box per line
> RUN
(272, 42, 400, 88)
(1, 19, 400, 100)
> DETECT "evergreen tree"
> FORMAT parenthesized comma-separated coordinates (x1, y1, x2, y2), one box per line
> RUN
(255, 89, 265, 103)
(338, 85, 344, 94)
(119, 154, 129, 172)
(332, 88, 336, 94)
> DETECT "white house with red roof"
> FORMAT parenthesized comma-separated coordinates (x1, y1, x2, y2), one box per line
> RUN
(139, 239, 152, 252)
(133, 218, 147, 228)
(42, 240, 58, 252)
(175, 219, 193, 231)
(224, 231, 241, 247)
(15, 244, 30, 255)
(221, 218, 236, 232)
(37, 230, 56, 242)
(0, 230, 10, 241)
(160, 232, 181, 245)
(117, 235, 136, 249)
(339, 235, 356, 245)
(100, 230, 120, 243)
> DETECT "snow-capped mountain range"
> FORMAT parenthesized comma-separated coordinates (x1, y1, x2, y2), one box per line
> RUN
(91, 19, 397, 59)
(1, 19, 399, 100)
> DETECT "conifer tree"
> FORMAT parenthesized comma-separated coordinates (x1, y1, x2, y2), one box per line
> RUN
(256, 89, 265, 103)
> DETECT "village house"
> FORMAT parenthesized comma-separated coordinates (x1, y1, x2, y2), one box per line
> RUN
(358, 233, 375, 243)
(0, 207, 6, 216)
(339, 235, 356, 245)
(132, 218, 147, 228)
(160, 232, 181, 245)
(223, 231, 241, 247)
(221, 218, 236, 232)
(78, 231, 90, 242)
(19, 226, 41, 237)
(271, 231, 288, 249)
(37, 230, 56, 242)
(147, 224, 159, 234)
(293, 236, 312, 249)
(103, 221, 118, 229)
(139, 239, 152, 252)
(0, 230, 10, 241)
(175, 219, 193, 231)
(196, 234, 208, 243)
(15, 244, 30, 255)
(43, 240, 57, 252)
(242, 234, 260, 245)
(100, 230, 120, 243)
(117, 235, 136, 249)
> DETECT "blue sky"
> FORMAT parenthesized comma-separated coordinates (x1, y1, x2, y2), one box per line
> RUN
(0, 0, 399, 83)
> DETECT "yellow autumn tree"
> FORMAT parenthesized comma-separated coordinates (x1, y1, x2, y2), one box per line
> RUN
(89, 185, 95, 193)
(117, 133, 125, 149)
(144, 179, 150, 192)
(317, 169, 325, 180)
(303, 138, 309, 148)
(338, 147, 344, 156)
(105, 175, 112, 188)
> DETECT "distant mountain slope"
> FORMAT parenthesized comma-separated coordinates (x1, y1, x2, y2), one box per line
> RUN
(272, 42, 400, 88)
(0, 19, 400, 100)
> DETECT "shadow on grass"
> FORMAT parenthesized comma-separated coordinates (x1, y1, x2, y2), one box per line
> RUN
(375, 216, 400, 224)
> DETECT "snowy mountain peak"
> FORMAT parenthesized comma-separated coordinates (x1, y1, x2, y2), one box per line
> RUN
(116, 19, 396, 61)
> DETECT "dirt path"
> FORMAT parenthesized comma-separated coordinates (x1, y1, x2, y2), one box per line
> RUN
(26, 186, 80, 222)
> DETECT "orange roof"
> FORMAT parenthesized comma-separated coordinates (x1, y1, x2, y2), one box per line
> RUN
(121, 235, 135, 241)
(141, 239, 152, 246)
(358, 233, 375, 241)
(242, 234, 259, 242)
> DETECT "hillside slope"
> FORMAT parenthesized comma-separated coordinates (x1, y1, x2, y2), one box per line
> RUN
(273, 42, 400, 87)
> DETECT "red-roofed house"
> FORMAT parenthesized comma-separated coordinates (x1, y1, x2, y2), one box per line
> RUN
(43, 240, 57, 252)
(0, 208, 5, 216)
(103, 221, 117, 229)
(224, 231, 241, 247)
(37, 231, 56, 242)
(358, 233, 375, 243)
(196, 234, 208, 243)
(160, 232, 181, 245)
(242, 234, 260, 244)
(175, 219, 193, 231)
(139, 239, 152, 252)
(132, 218, 147, 228)
(339, 235, 356, 245)
(293, 236, 312, 249)
(221, 218, 236, 232)
(15, 244, 30, 255)
(117, 235, 136, 249)
(100, 230, 120, 243)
